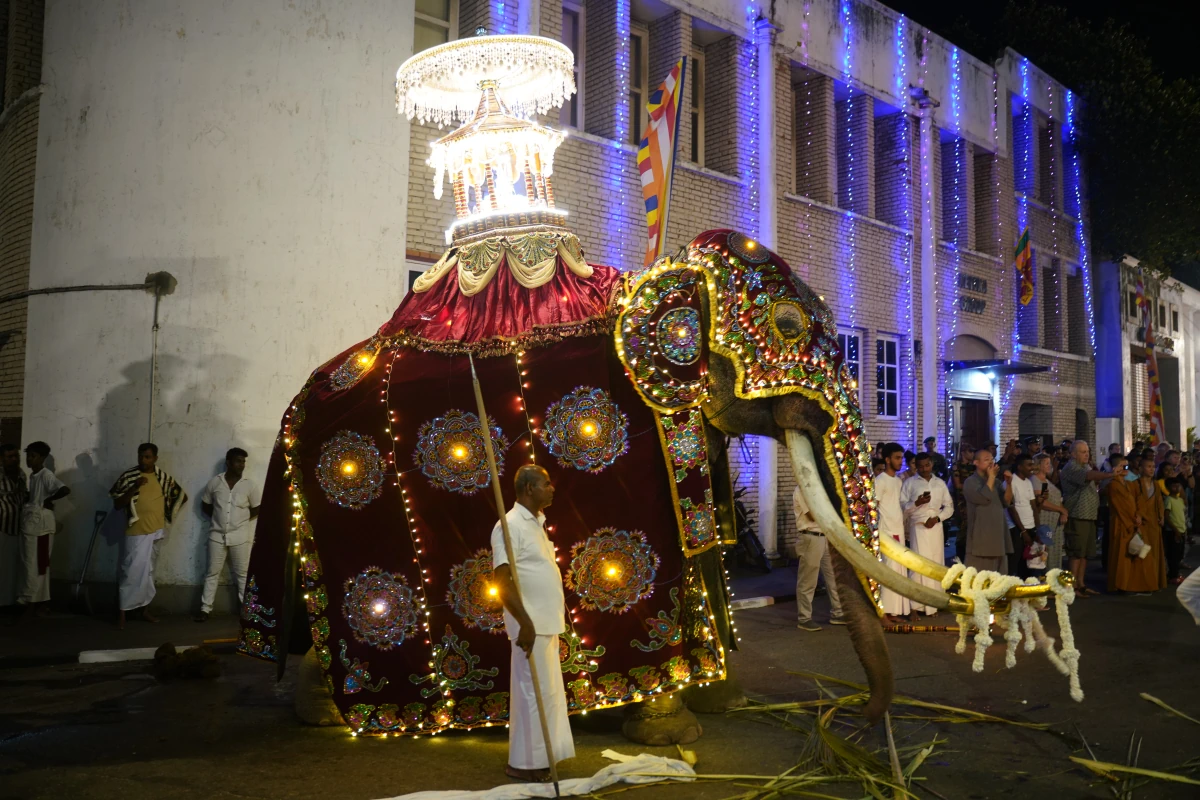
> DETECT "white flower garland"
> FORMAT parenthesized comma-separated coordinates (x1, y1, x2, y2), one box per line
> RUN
(941, 564, 1083, 701)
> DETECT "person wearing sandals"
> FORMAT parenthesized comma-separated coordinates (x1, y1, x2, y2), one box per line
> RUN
(1059, 441, 1109, 596)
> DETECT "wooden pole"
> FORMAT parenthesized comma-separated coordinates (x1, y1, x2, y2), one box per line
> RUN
(468, 354, 560, 796)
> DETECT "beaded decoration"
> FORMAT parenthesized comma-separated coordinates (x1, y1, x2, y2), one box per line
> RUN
(656, 307, 702, 365)
(316, 431, 385, 510)
(540, 386, 629, 473)
(329, 340, 380, 391)
(339, 639, 388, 694)
(413, 409, 509, 495)
(240, 576, 277, 628)
(663, 408, 708, 481)
(564, 528, 660, 614)
(342, 567, 421, 651)
(409, 624, 499, 698)
(446, 549, 506, 634)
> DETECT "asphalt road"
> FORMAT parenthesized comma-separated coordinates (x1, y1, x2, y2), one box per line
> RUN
(1, 584, 1198, 799)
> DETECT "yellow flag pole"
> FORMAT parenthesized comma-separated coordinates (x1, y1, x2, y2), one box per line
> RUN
(468, 353, 561, 796)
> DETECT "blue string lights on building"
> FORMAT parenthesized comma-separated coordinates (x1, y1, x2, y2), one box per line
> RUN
(839, 0, 859, 331)
(895, 14, 916, 447)
(1002, 57, 1034, 426)
(943, 45, 964, 447)
(1065, 89, 1096, 355)
(744, 4, 762, 238)
(605, 0, 631, 270)
(494, 1, 508, 34)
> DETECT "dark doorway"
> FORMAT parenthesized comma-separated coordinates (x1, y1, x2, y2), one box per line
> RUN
(958, 399, 991, 451)
(1019, 402, 1053, 446)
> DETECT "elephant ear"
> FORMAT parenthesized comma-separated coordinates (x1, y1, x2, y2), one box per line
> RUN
(615, 259, 708, 413)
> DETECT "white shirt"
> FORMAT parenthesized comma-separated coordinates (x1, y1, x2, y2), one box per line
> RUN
(1006, 475, 1037, 529)
(900, 474, 953, 532)
(874, 472, 904, 541)
(791, 486, 822, 533)
(25, 469, 65, 512)
(201, 473, 262, 546)
(491, 503, 566, 639)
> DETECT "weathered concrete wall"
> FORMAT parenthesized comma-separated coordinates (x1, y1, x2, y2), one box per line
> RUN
(24, 0, 414, 604)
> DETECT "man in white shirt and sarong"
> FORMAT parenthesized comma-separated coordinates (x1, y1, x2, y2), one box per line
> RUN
(875, 443, 910, 623)
(109, 443, 188, 629)
(195, 447, 262, 622)
(491, 464, 574, 783)
(900, 452, 953, 618)
(19, 442, 69, 616)
(1002, 454, 1038, 577)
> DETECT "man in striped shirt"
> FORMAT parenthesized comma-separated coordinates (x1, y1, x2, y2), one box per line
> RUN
(0, 443, 27, 607)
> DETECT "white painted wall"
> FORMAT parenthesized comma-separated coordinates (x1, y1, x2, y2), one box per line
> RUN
(25, 0, 414, 593)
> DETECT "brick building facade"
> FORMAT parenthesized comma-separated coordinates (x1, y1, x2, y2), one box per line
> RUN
(404, 0, 1097, 556)
(0, 0, 44, 445)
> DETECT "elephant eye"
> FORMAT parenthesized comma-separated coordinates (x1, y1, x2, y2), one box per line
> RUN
(771, 301, 808, 343)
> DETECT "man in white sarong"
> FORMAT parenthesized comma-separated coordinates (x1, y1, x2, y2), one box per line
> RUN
(109, 443, 188, 629)
(18, 442, 69, 616)
(900, 452, 953, 618)
(875, 443, 910, 623)
(491, 464, 574, 783)
(0, 443, 28, 607)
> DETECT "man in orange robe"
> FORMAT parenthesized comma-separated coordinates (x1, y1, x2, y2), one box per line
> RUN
(1107, 456, 1166, 593)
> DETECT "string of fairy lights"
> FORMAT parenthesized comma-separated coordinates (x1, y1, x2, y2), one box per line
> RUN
(1066, 89, 1097, 355)
(839, 0, 859, 332)
(896, 14, 916, 448)
(942, 46, 963, 447)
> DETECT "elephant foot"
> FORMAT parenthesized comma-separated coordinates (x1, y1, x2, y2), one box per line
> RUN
(294, 647, 343, 726)
(682, 660, 748, 713)
(621, 693, 702, 745)
(682, 676, 748, 713)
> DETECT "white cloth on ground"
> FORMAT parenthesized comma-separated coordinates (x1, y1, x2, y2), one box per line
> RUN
(200, 538, 253, 614)
(874, 472, 911, 616)
(18, 507, 55, 604)
(379, 751, 695, 800)
(1178, 567, 1200, 625)
(118, 528, 164, 611)
(508, 634, 574, 770)
(491, 504, 566, 638)
(900, 475, 953, 614)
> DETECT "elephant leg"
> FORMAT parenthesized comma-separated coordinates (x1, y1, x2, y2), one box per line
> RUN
(682, 658, 747, 712)
(830, 546, 893, 724)
(294, 646, 343, 726)
(621, 692, 702, 745)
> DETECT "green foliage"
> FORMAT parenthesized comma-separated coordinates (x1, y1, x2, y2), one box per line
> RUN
(946, 1, 1200, 274)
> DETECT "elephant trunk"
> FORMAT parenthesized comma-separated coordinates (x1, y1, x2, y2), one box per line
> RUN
(829, 544, 893, 723)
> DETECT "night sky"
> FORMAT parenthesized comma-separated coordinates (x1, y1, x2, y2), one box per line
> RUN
(884, 1, 1192, 81)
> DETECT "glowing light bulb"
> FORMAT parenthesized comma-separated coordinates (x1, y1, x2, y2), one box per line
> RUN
(452, 445, 468, 460)
(358, 354, 371, 365)
(605, 563, 620, 579)
(341, 461, 357, 475)
(580, 420, 598, 438)
(372, 600, 388, 616)
(487, 585, 499, 597)
(675, 327, 689, 338)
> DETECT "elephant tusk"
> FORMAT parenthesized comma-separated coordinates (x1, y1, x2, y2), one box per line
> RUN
(784, 430, 971, 615)
(877, 534, 949, 581)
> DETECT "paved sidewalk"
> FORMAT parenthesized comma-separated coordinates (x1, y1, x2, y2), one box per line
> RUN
(0, 609, 240, 667)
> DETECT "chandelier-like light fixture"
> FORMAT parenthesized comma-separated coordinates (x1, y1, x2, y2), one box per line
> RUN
(396, 34, 576, 246)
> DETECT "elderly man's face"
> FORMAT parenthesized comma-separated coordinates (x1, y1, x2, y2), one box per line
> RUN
(1072, 441, 1090, 464)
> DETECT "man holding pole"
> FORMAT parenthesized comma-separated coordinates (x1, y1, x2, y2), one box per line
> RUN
(491, 464, 574, 783)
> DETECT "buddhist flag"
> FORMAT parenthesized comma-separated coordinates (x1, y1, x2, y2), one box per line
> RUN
(1014, 228, 1034, 305)
(1135, 270, 1168, 444)
(639, 58, 687, 267)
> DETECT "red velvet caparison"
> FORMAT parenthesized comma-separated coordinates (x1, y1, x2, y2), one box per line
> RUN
(239, 253, 728, 735)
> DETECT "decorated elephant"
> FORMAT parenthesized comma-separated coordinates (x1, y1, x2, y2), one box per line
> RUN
(237, 225, 1014, 742)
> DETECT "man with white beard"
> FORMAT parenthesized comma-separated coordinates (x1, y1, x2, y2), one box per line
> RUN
(900, 452, 953, 619)
(875, 442, 910, 624)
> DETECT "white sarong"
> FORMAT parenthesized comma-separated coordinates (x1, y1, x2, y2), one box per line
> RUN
(509, 634, 574, 770)
(906, 524, 945, 615)
(880, 555, 912, 617)
(18, 507, 55, 604)
(119, 529, 164, 611)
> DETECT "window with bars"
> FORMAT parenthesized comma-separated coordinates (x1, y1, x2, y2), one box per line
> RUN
(689, 50, 704, 166)
(837, 331, 861, 385)
(559, 3, 585, 129)
(630, 25, 649, 146)
(414, 0, 457, 54)
(876, 336, 899, 419)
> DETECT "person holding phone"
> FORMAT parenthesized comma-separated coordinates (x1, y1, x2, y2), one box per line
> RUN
(1030, 453, 1069, 574)
(900, 453, 953, 618)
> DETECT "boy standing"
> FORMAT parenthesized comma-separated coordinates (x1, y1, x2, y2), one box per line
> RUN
(196, 448, 261, 621)
(19, 442, 70, 615)
(1164, 479, 1188, 585)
